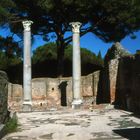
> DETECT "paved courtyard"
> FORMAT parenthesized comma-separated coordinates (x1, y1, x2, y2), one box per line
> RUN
(2, 108, 140, 140)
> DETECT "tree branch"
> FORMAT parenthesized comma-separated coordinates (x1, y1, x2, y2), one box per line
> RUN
(64, 16, 108, 46)
(64, 27, 93, 46)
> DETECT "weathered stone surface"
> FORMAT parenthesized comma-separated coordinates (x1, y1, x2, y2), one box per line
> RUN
(115, 55, 140, 113)
(32, 79, 46, 100)
(70, 22, 82, 107)
(8, 83, 23, 111)
(99, 42, 130, 103)
(105, 42, 130, 61)
(93, 71, 100, 97)
(0, 71, 8, 123)
(2, 109, 140, 140)
(81, 74, 93, 97)
(8, 72, 100, 111)
(108, 59, 119, 103)
(98, 42, 140, 114)
(46, 78, 61, 108)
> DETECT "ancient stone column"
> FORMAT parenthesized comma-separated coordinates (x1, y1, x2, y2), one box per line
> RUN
(70, 22, 82, 109)
(22, 20, 33, 111)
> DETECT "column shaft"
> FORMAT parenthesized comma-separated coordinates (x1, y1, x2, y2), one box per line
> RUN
(70, 22, 82, 109)
(22, 20, 33, 111)
(72, 32, 81, 100)
(23, 30, 32, 101)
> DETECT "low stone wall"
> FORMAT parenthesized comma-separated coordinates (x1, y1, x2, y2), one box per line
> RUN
(8, 83, 23, 111)
(8, 71, 100, 111)
(0, 71, 9, 123)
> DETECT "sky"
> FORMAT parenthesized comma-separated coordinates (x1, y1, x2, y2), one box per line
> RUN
(32, 30, 140, 57)
(80, 31, 140, 56)
(0, 27, 140, 57)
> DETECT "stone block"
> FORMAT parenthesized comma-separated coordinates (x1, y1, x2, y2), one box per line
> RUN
(32, 80, 46, 100)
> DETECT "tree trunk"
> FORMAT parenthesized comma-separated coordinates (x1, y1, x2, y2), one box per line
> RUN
(56, 40, 65, 77)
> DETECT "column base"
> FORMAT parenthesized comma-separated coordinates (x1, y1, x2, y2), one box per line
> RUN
(72, 99, 83, 109)
(22, 101, 32, 112)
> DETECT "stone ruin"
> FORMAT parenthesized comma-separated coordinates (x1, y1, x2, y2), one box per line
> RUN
(98, 42, 140, 113)
(97, 42, 130, 104)
(115, 54, 140, 112)
(8, 72, 99, 111)
(1, 42, 140, 114)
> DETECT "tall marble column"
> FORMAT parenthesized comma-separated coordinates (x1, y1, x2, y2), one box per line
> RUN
(22, 20, 33, 111)
(70, 22, 82, 109)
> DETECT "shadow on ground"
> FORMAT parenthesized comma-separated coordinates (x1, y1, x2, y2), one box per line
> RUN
(113, 128, 140, 140)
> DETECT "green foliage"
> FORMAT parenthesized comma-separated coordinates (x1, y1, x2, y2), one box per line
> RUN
(136, 50, 140, 55)
(0, 0, 15, 24)
(32, 42, 103, 77)
(32, 42, 57, 64)
(0, 52, 8, 69)
(32, 42, 104, 67)
(87, 0, 140, 42)
(3, 116, 18, 134)
(0, 51, 21, 70)
(11, 0, 140, 42)
(64, 45, 72, 61)
(65, 45, 104, 66)
(0, 36, 21, 57)
(97, 51, 102, 60)
(0, 36, 22, 70)
(5, 0, 140, 76)
(97, 51, 104, 66)
(81, 48, 101, 66)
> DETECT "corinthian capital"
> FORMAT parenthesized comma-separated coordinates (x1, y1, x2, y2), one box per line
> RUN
(69, 22, 82, 33)
(22, 20, 33, 31)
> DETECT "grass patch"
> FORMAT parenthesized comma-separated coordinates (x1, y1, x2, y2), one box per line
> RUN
(3, 116, 18, 133)
(0, 115, 18, 139)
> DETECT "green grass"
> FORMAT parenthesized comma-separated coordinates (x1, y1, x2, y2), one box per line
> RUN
(4, 117, 18, 133)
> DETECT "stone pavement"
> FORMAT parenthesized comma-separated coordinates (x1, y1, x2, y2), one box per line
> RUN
(2, 108, 140, 140)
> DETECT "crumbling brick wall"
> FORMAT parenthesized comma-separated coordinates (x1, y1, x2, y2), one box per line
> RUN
(97, 42, 129, 104)
(99, 41, 140, 113)
(8, 71, 100, 111)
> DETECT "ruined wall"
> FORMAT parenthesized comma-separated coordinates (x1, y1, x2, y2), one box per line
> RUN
(0, 71, 9, 123)
(8, 83, 23, 111)
(108, 59, 119, 103)
(132, 55, 140, 113)
(82, 72, 100, 106)
(97, 58, 119, 104)
(115, 55, 140, 113)
(99, 41, 140, 113)
(8, 71, 100, 111)
(98, 42, 130, 104)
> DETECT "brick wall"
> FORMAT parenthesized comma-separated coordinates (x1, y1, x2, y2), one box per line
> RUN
(8, 71, 100, 111)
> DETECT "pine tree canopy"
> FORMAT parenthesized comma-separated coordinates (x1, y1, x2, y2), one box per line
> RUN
(0, 0, 16, 24)
(10, 0, 140, 42)
(1, 0, 140, 76)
